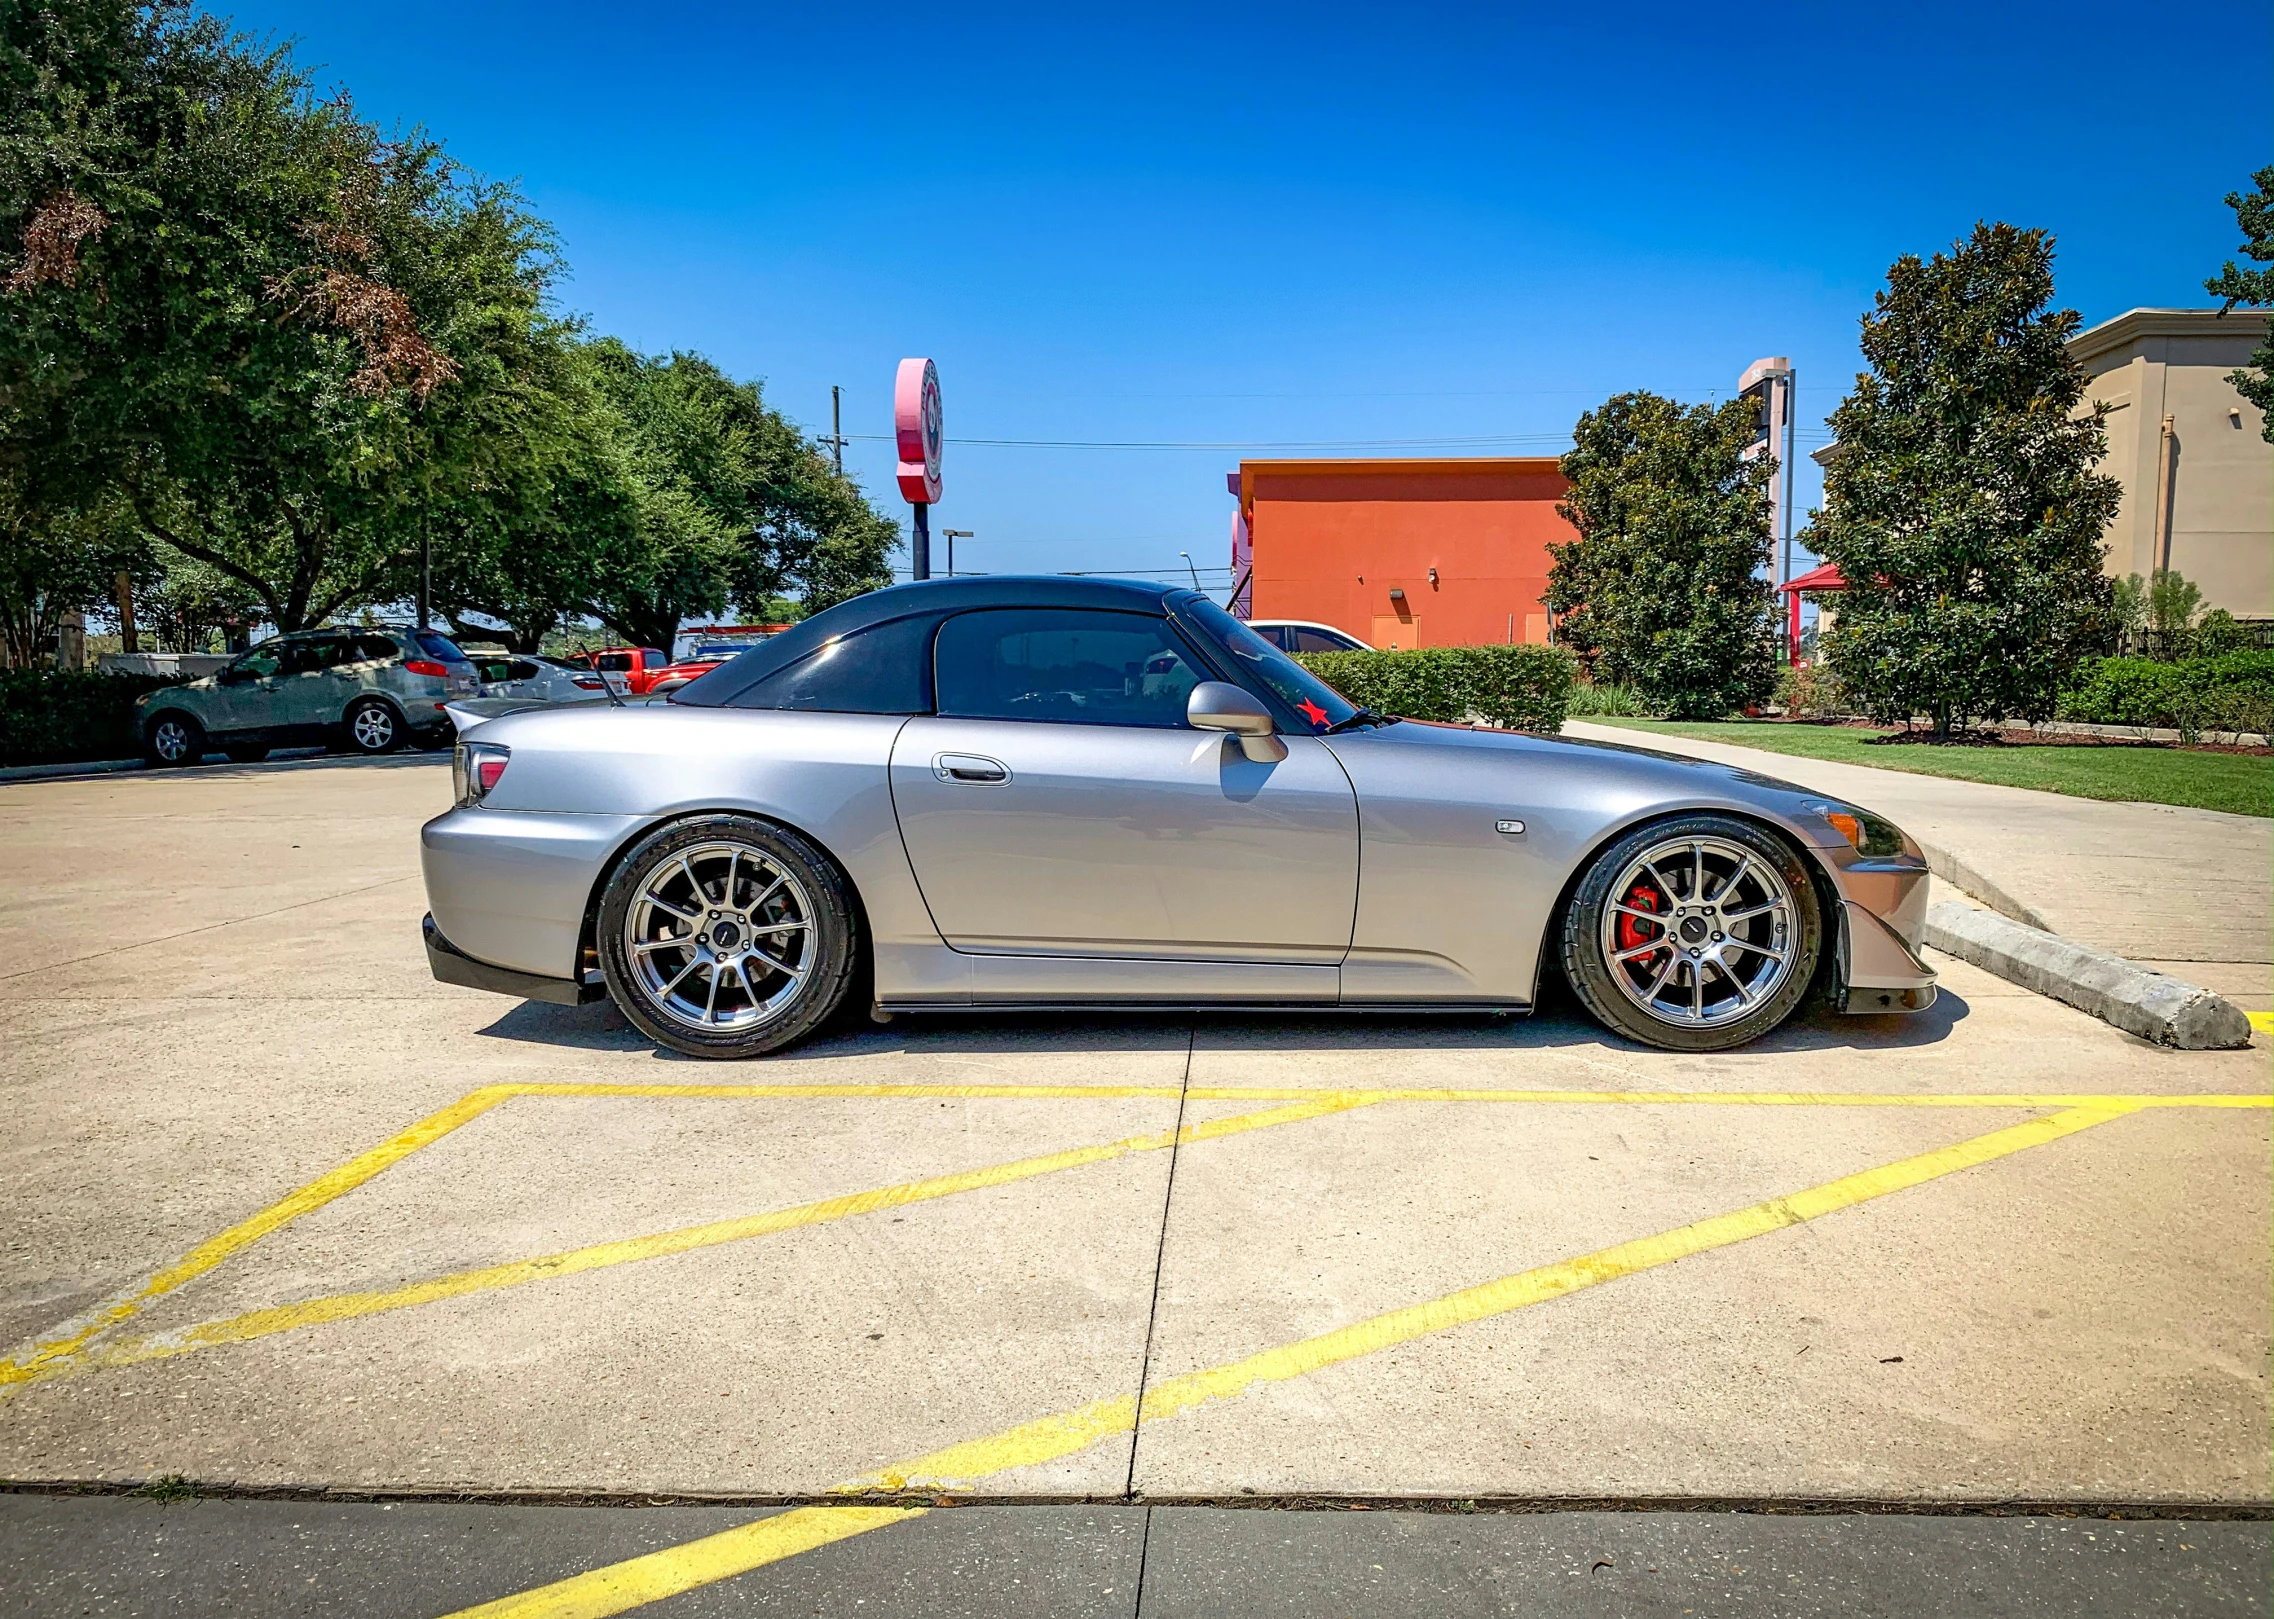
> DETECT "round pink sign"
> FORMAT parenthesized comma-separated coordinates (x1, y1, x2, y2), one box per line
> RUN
(894, 358, 942, 504)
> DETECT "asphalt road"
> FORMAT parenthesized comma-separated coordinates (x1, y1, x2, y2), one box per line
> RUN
(0, 753, 2267, 1617)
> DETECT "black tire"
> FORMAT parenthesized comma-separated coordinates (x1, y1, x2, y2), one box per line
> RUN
(223, 743, 270, 764)
(597, 815, 859, 1059)
(343, 697, 404, 755)
(1560, 813, 1822, 1053)
(143, 712, 207, 768)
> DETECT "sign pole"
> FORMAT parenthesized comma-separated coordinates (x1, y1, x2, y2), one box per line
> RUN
(912, 502, 931, 581)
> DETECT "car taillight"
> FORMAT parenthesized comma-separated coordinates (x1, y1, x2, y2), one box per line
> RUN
(405, 658, 450, 678)
(571, 676, 605, 690)
(453, 740, 510, 806)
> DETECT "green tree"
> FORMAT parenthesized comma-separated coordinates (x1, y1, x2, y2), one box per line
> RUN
(1806, 224, 2120, 736)
(1, 1, 561, 632)
(1544, 390, 1778, 718)
(577, 340, 898, 650)
(2204, 165, 2274, 442)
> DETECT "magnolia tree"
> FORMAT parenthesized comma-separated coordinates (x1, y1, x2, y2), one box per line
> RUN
(1545, 391, 1778, 719)
(1805, 223, 2120, 735)
(2206, 165, 2274, 442)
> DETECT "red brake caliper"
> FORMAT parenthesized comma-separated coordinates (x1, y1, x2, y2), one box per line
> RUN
(1616, 881, 1663, 968)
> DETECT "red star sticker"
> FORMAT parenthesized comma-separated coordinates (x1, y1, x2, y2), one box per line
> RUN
(1297, 698, 1329, 728)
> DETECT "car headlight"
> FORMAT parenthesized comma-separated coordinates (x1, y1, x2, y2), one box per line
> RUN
(1812, 801, 1907, 857)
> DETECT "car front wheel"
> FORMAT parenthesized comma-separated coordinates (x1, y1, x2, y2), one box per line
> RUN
(1560, 814, 1822, 1052)
(344, 698, 402, 755)
(143, 713, 207, 768)
(597, 815, 858, 1059)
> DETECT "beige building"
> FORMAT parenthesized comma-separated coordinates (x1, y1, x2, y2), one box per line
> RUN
(2070, 307, 2271, 618)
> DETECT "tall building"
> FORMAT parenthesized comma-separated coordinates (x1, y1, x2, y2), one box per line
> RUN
(2070, 308, 2271, 619)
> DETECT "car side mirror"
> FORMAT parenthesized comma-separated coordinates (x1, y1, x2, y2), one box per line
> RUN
(1187, 681, 1288, 763)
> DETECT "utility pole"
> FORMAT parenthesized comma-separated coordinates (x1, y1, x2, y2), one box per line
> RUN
(823, 385, 846, 475)
(418, 529, 432, 631)
(940, 530, 972, 579)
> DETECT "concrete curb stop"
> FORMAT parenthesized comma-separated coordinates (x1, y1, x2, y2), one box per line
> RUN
(1923, 899, 2254, 1051)
(1919, 842, 2051, 933)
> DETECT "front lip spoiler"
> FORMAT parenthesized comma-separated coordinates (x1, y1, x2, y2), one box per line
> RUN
(423, 914, 605, 1006)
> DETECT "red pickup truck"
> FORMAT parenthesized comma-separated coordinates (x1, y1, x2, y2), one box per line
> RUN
(582, 647, 674, 696)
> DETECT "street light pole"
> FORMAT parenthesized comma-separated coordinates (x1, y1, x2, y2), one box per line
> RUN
(1179, 552, 1201, 591)
(940, 529, 973, 579)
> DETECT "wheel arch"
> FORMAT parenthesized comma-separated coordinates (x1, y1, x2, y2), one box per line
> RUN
(573, 807, 874, 991)
(1529, 805, 1844, 1006)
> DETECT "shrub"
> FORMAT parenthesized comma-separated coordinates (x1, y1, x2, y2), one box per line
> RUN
(1295, 644, 1575, 732)
(1564, 680, 1653, 718)
(0, 669, 187, 766)
(2056, 651, 2274, 742)
(1773, 662, 1850, 720)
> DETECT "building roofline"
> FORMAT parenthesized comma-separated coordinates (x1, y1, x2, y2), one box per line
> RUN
(2069, 306, 2271, 363)
(1239, 457, 1566, 477)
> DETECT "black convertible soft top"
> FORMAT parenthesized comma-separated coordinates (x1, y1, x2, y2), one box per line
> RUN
(670, 576, 1204, 709)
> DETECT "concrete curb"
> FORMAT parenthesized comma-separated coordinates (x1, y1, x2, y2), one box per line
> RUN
(1923, 900, 2254, 1050)
(1917, 842, 2051, 932)
(0, 757, 144, 784)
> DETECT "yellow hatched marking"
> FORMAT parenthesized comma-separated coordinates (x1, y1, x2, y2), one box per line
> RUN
(0, 1088, 511, 1388)
(53, 1098, 1366, 1384)
(444, 1102, 2138, 1617)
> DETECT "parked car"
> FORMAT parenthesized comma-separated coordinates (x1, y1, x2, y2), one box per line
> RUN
(422, 577, 1935, 1060)
(138, 627, 478, 766)
(473, 654, 610, 703)
(578, 647, 675, 697)
(1247, 619, 1370, 653)
(647, 630, 792, 696)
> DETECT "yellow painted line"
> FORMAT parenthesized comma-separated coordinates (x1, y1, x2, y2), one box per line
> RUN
(483, 1081, 2271, 1110)
(32, 1098, 1372, 1388)
(444, 1505, 926, 1619)
(0, 1088, 512, 1388)
(2247, 1010, 2274, 1035)
(859, 1101, 2141, 1490)
(448, 1102, 2140, 1617)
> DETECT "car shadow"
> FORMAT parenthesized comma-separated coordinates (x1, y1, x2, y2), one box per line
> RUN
(474, 979, 1969, 1061)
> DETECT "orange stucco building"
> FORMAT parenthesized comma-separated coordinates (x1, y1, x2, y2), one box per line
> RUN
(1233, 457, 1576, 649)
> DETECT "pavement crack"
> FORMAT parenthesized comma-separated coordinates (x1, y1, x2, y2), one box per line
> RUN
(0, 876, 417, 981)
(1124, 1023, 1195, 1501)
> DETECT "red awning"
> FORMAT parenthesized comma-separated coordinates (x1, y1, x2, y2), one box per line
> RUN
(1779, 560, 1847, 594)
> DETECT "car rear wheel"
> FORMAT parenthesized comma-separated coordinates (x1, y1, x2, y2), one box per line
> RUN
(344, 698, 402, 755)
(143, 713, 207, 768)
(1560, 814, 1821, 1052)
(597, 816, 859, 1059)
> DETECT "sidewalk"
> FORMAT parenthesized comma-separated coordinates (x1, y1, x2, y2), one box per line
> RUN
(1562, 720, 2273, 1011)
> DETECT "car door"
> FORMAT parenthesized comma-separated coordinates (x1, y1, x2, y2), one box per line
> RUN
(272, 637, 346, 738)
(889, 606, 1359, 973)
(206, 643, 286, 736)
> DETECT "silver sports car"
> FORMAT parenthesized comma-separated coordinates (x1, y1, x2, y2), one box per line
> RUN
(421, 577, 1935, 1058)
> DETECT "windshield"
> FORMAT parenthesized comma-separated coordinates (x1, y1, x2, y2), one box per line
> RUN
(1177, 597, 1360, 734)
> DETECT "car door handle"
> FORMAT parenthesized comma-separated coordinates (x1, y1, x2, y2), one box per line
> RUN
(933, 753, 1010, 785)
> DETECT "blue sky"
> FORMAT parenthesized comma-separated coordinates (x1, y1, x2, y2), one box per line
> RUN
(227, 0, 2267, 593)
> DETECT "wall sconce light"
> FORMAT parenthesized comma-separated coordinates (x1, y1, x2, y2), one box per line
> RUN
(1427, 568, 1439, 587)
(1387, 587, 1406, 602)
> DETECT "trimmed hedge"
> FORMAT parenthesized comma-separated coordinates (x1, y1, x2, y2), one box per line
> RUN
(1293, 644, 1575, 732)
(2056, 651, 2274, 742)
(0, 669, 188, 767)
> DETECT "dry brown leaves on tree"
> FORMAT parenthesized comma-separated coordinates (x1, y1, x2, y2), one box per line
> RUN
(7, 190, 109, 291)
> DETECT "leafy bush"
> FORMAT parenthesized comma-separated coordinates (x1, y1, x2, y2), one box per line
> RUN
(1773, 661, 1850, 720)
(1564, 680, 1653, 718)
(2057, 651, 2274, 742)
(1294, 644, 1575, 732)
(0, 670, 186, 766)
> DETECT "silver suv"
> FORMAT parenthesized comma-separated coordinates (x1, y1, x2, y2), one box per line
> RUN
(137, 627, 479, 766)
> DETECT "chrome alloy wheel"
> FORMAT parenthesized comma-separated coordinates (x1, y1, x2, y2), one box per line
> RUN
(351, 703, 397, 751)
(150, 718, 193, 763)
(1598, 833, 1797, 1029)
(623, 841, 815, 1033)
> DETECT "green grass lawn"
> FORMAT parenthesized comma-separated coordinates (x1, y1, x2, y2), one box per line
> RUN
(1583, 718, 2272, 818)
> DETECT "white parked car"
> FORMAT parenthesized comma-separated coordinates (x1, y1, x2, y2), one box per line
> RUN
(1246, 619, 1370, 654)
(472, 654, 610, 703)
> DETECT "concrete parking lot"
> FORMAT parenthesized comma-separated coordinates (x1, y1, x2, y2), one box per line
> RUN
(1, 756, 2267, 1615)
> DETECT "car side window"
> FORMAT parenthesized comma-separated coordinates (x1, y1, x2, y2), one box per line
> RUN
(1290, 628, 1351, 653)
(351, 635, 399, 663)
(278, 641, 332, 676)
(508, 660, 539, 681)
(229, 645, 283, 681)
(595, 652, 633, 673)
(934, 608, 1204, 728)
(726, 614, 935, 714)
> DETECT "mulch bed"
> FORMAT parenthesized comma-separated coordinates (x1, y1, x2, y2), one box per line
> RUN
(1739, 716, 2271, 757)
